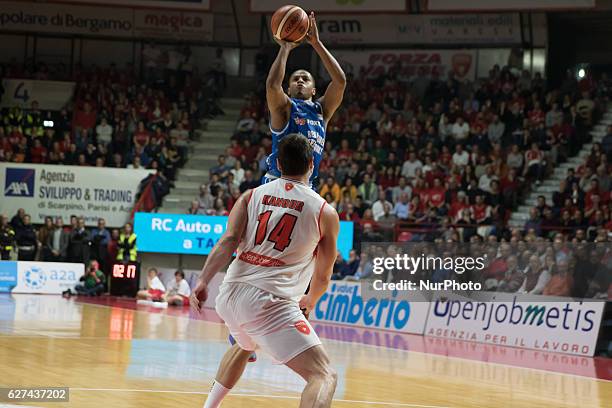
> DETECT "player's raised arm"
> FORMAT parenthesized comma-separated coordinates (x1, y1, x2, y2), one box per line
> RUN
(306, 12, 346, 122)
(266, 39, 299, 130)
(191, 189, 251, 311)
(299, 204, 340, 314)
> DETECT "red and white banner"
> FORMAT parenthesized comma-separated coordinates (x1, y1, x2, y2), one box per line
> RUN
(320, 49, 477, 81)
(424, 292, 606, 357)
(427, 0, 594, 11)
(251, 0, 406, 12)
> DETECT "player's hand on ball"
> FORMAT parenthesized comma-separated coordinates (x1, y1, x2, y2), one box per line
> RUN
(306, 12, 320, 46)
(274, 36, 301, 50)
(299, 294, 316, 316)
(190, 281, 208, 314)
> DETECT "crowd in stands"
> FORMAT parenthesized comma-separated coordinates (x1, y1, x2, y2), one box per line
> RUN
(0, 58, 224, 187)
(189, 63, 611, 296)
(202, 65, 610, 237)
(523, 141, 611, 240)
(1, 56, 610, 299)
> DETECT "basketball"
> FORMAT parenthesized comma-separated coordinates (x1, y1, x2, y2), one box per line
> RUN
(270, 5, 310, 42)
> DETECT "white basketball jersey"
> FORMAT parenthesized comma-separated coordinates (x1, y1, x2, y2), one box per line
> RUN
(224, 177, 327, 301)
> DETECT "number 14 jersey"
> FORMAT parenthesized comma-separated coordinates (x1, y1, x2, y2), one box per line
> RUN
(224, 177, 327, 301)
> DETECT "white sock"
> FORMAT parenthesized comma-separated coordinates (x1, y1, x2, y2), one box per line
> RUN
(203, 380, 230, 408)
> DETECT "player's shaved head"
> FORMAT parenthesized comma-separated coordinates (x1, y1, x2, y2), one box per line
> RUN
(278, 133, 313, 177)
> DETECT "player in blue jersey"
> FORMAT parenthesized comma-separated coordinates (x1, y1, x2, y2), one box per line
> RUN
(228, 12, 346, 363)
(263, 11, 346, 187)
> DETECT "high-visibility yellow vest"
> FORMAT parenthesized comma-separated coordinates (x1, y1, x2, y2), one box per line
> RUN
(117, 233, 137, 261)
(4, 110, 23, 133)
(0, 228, 15, 251)
(24, 112, 44, 136)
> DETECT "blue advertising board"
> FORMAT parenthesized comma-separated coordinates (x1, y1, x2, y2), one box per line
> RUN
(311, 281, 430, 335)
(134, 212, 354, 259)
(0, 261, 18, 293)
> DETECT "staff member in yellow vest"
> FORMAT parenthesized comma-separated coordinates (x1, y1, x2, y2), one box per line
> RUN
(24, 101, 44, 138)
(116, 223, 137, 262)
(0, 215, 15, 260)
(4, 107, 23, 134)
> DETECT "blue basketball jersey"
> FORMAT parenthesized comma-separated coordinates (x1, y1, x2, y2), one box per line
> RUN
(266, 98, 325, 186)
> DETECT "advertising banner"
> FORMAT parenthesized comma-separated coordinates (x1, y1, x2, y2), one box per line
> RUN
(0, 163, 152, 227)
(270, 14, 520, 45)
(0, 261, 85, 295)
(321, 49, 477, 81)
(0, 261, 18, 293)
(250, 0, 406, 12)
(310, 280, 430, 335)
(424, 292, 606, 356)
(0, 1, 212, 40)
(427, 0, 594, 11)
(1, 79, 76, 111)
(0, 2, 134, 37)
(133, 9, 213, 41)
(49, 0, 211, 10)
(134, 212, 355, 259)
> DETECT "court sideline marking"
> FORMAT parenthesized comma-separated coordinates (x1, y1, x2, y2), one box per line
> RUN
(69, 387, 451, 407)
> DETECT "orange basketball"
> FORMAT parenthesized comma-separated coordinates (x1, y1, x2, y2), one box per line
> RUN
(270, 5, 309, 43)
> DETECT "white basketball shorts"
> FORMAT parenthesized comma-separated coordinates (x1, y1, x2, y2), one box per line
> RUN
(215, 281, 321, 364)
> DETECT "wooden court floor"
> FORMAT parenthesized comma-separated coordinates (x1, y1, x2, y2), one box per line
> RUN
(0, 294, 610, 408)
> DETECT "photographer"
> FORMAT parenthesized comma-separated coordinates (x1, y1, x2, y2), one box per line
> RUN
(65, 260, 106, 297)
